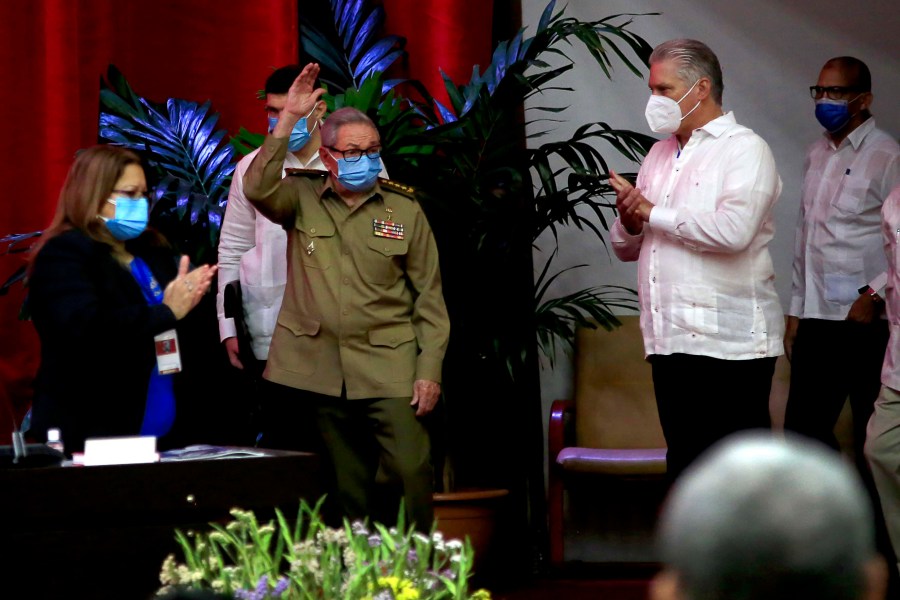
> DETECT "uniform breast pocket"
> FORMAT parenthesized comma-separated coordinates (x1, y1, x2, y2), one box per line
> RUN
(363, 237, 408, 284)
(833, 174, 870, 215)
(296, 221, 334, 270)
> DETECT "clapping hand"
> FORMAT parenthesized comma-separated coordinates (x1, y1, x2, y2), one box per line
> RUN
(609, 170, 653, 235)
(163, 256, 217, 320)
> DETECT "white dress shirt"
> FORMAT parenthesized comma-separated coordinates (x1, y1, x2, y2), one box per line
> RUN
(789, 118, 900, 320)
(216, 148, 323, 360)
(612, 112, 785, 360)
(882, 185, 900, 391)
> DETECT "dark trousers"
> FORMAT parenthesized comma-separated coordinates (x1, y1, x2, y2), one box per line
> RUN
(785, 318, 893, 593)
(255, 374, 321, 453)
(651, 353, 776, 480)
(784, 318, 889, 457)
(314, 391, 434, 532)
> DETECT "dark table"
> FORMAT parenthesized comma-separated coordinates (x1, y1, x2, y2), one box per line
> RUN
(0, 449, 321, 599)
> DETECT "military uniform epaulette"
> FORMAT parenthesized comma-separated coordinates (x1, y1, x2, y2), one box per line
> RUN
(378, 178, 416, 200)
(285, 168, 328, 178)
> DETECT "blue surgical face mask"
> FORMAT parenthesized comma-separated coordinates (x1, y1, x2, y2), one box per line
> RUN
(814, 95, 861, 133)
(100, 196, 149, 240)
(267, 105, 318, 152)
(330, 153, 382, 193)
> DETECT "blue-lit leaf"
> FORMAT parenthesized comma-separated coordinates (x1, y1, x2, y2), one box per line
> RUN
(349, 10, 381, 64)
(358, 50, 404, 83)
(537, 0, 556, 33)
(341, 0, 366, 45)
(434, 100, 457, 124)
(353, 37, 400, 79)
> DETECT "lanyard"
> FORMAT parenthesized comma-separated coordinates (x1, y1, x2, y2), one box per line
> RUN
(130, 257, 164, 305)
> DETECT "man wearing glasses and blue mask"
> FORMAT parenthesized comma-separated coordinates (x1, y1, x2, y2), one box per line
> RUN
(608, 39, 784, 480)
(243, 63, 449, 532)
(784, 57, 900, 474)
(217, 65, 387, 451)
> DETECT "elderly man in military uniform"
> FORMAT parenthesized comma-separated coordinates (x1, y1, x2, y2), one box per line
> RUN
(243, 63, 450, 530)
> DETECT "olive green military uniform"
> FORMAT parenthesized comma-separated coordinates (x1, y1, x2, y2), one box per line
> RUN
(244, 135, 450, 529)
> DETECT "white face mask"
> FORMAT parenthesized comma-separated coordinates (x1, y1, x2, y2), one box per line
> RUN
(644, 79, 702, 134)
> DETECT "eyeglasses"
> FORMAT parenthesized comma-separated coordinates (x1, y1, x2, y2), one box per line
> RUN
(809, 85, 861, 100)
(110, 189, 148, 200)
(326, 146, 382, 163)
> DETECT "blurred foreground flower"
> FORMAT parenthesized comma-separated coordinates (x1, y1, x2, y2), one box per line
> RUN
(157, 497, 491, 600)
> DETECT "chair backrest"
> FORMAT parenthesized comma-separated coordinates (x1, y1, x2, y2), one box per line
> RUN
(574, 316, 666, 449)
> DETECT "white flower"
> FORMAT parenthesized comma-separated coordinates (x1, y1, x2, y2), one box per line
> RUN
(446, 539, 464, 550)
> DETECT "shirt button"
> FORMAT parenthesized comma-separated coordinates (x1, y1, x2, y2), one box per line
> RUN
(342, 309, 349, 315)
(343, 277, 350, 285)
(341, 340, 348, 347)
(310, 228, 316, 234)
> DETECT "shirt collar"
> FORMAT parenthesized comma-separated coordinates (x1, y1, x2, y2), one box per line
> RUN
(318, 178, 383, 207)
(695, 111, 736, 139)
(825, 116, 875, 151)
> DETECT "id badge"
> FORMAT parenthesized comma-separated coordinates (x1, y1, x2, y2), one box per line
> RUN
(154, 329, 182, 374)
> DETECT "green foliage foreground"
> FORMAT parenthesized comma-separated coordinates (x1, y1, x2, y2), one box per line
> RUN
(158, 498, 490, 600)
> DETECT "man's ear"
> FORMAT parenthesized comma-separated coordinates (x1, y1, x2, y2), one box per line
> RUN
(863, 555, 888, 600)
(696, 77, 712, 101)
(859, 91, 874, 112)
(650, 569, 683, 600)
(313, 100, 328, 121)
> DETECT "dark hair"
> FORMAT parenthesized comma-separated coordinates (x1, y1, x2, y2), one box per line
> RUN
(824, 56, 872, 92)
(265, 65, 303, 95)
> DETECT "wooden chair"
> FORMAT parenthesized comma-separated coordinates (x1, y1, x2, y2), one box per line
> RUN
(548, 316, 667, 566)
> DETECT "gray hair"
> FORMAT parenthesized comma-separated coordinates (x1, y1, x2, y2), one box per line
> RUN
(650, 39, 724, 106)
(658, 432, 875, 600)
(320, 107, 379, 148)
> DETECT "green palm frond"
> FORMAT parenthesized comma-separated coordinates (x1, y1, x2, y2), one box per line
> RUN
(534, 252, 638, 366)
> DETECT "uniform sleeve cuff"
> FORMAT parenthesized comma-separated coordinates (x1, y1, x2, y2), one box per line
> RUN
(416, 354, 444, 384)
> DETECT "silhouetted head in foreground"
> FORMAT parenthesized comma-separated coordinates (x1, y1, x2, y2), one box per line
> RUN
(651, 432, 887, 600)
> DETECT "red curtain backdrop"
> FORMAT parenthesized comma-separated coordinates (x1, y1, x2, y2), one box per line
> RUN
(383, 0, 494, 108)
(0, 0, 298, 439)
(0, 0, 493, 440)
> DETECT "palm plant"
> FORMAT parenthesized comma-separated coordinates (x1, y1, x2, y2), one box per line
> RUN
(320, 1, 657, 370)
(301, 0, 657, 570)
(99, 65, 236, 266)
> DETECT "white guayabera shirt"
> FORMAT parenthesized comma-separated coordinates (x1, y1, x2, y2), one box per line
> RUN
(881, 186, 900, 391)
(216, 147, 321, 361)
(612, 112, 785, 360)
(789, 118, 900, 320)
